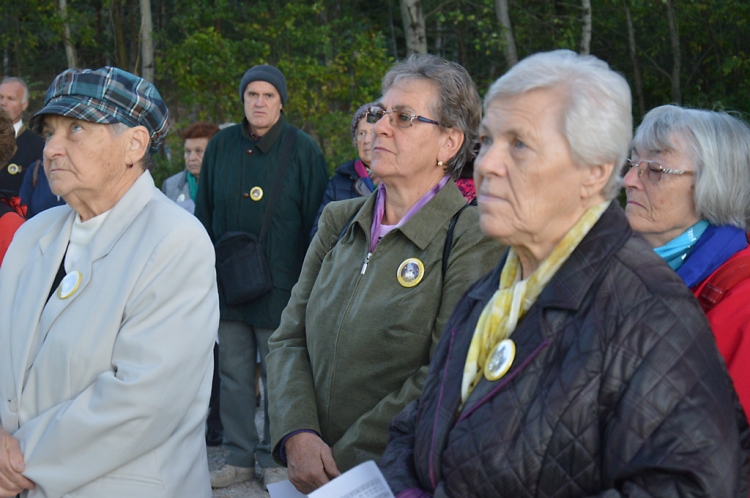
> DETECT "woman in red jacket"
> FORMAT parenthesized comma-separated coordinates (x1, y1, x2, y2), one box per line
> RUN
(624, 104, 750, 418)
(0, 107, 25, 264)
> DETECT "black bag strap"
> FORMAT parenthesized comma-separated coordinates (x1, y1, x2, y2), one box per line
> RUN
(442, 203, 470, 278)
(258, 127, 298, 243)
(336, 200, 470, 279)
(31, 159, 43, 188)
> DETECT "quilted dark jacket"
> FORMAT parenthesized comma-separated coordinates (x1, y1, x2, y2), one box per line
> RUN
(381, 201, 750, 498)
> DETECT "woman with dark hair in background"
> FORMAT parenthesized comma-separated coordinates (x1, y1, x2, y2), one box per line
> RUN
(162, 121, 219, 213)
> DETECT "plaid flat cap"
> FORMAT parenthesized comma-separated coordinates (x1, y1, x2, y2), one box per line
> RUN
(30, 67, 169, 154)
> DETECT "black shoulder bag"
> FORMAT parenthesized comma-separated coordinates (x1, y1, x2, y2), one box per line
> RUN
(215, 128, 298, 306)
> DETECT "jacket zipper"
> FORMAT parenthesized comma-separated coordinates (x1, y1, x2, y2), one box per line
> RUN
(361, 252, 372, 275)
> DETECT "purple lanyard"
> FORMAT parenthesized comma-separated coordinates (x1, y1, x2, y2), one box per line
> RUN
(369, 175, 450, 252)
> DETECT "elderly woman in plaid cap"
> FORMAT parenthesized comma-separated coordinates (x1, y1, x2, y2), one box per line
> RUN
(0, 67, 219, 497)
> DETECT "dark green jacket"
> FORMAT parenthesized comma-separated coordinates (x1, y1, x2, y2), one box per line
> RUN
(267, 182, 504, 471)
(195, 115, 328, 328)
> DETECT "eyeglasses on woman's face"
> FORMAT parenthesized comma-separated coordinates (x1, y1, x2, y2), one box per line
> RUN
(622, 158, 694, 184)
(365, 106, 442, 129)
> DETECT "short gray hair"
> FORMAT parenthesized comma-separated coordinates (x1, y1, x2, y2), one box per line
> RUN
(1, 77, 29, 103)
(484, 50, 632, 200)
(381, 53, 482, 179)
(109, 122, 153, 170)
(633, 105, 750, 230)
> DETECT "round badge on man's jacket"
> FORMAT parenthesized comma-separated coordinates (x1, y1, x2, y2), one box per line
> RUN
(250, 186, 264, 201)
(397, 258, 424, 288)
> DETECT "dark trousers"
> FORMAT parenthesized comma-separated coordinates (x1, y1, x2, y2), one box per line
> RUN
(207, 343, 223, 431)
(219, 320, 277, 468)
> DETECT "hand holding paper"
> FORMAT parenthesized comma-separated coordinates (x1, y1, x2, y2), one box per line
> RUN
(268, 460, 395, 498)
(285, 432, 341, 494)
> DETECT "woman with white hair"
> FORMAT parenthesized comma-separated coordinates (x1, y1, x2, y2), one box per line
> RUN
(624, 105, 750, 419)
(380, 50, 749, 497)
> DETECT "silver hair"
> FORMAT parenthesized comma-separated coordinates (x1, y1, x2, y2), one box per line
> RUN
(1, 77, 30, 103)
(109, 122, 153, 170)
(633, 105, 750, 230)
(380, 53, 482, 179)
(484, 50, 632, 200)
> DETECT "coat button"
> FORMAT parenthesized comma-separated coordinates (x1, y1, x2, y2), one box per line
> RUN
(247, 149, 253, 155)
(9, 399, 18, 412)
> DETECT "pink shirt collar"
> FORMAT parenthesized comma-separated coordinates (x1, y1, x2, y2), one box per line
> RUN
(369, 175, 450, 252)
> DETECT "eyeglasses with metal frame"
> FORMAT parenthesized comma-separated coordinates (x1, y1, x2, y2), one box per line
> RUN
(365, 106, 443, 128)
(623, 158, 694, 183)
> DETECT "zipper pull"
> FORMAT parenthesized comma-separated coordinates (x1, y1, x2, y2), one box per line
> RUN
(361, 252, 372, 275)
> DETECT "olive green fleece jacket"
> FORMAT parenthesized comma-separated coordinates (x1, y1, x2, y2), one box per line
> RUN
(267, 181, 504, 471)
(194, 115, 328, 328)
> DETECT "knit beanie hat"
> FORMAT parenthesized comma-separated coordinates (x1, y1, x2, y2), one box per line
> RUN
(350, 102, 376, 145)
(239, 65, 288, 105)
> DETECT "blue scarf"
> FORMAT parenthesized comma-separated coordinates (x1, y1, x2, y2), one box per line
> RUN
(654, 220, 710, 270)
(186, 170, 198, 202)
(676, 224, 749, 288)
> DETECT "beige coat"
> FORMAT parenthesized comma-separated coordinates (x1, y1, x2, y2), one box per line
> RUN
(0, 172, 219, 498)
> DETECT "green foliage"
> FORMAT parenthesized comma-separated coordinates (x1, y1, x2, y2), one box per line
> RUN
(159, 0, 390, 176)
(4, 0, 750, 184)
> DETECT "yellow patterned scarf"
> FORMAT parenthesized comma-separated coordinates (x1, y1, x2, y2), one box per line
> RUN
(461, 201, 609, 403)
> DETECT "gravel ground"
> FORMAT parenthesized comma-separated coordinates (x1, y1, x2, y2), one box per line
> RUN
(208, 398, 271, 498)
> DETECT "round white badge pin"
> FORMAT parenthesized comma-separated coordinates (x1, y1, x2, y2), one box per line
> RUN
(57, 271, 82, 299)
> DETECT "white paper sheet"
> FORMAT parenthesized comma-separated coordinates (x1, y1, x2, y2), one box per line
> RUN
(267, 460, 395, 498)
(267, 479, 308, 498)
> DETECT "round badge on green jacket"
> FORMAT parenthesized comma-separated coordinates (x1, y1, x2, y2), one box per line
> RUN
(397, 258, 424, 288)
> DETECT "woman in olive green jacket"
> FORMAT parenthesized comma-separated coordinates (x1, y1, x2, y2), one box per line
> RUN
(266, 54, 503, 494)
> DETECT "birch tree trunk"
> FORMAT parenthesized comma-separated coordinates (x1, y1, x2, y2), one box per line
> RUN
(580, 0, 592, 55)
(140, 0, 154, 82)
(58, 0, 77, 68)
(666, 0, 681, 104)
(494, 0, 518, 67)
(623, 0, 645, 116)
(400, 0, 427, 55)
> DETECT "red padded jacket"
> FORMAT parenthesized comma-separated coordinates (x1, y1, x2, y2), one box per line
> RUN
(692, 244, 750, 420)
(0, 196, 25, 264)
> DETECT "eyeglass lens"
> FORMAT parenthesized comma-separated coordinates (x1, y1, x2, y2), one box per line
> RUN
(366, 108, 415, 128)
(623, 160, 662, 183)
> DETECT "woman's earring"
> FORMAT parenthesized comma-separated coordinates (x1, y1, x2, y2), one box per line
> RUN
(127, 163, 134, 168)
(437, 160, 444, 168)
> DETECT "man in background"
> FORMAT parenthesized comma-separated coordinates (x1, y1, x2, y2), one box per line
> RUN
(195, 64, 328, 490)
(0, 77, 43, 195)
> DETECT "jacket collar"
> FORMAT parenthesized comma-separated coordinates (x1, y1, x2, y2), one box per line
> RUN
(677, 224, 748, 288)
(335, 159, 359, 180)
(241, 114, 286, 154)
(13, 171, 158, 393)
(350, 181, 468, 251)
(467, 201, 631, 312)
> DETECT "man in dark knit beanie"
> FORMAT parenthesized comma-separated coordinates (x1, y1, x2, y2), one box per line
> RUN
(196, 64, 328, 490)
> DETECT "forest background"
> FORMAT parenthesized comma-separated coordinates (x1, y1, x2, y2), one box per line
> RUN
(2, 0, 748, 185)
